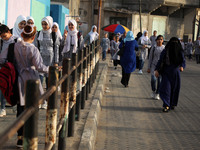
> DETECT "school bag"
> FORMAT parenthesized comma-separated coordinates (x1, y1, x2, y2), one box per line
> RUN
(0, 43, 19, 106)
(0, 38, 17, 52)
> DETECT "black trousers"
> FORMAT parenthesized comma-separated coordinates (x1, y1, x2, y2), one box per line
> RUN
(121, 67, 131, 86)
(17, 104, 25, 136)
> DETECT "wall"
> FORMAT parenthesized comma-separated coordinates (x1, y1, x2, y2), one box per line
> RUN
(0, 0, 7, 24)
(132, 14, 185, 41)
(50, 4, 69, 34)
(7, 0, 31, 28)
(31, 0, 50, 31)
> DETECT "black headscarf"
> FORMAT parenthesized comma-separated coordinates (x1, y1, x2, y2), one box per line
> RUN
(165, 37, 183, 67)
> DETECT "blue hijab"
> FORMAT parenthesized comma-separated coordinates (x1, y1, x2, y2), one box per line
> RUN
(124, 31, 134, 42)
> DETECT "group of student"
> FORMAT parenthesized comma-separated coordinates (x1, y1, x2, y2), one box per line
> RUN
(0, 15, 99, 148)
(100, 29, 185, 114)
(180, 37, 200, 64)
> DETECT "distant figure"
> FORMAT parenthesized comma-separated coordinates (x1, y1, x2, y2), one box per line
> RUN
(100, 33, 110, 61)
(147, 35, 165, 100)
(110, 34, 116, 59)
(186, 38, 193, 60)
(155, 37, 185, 112)
(84, 25, 99, 46)
(150, 30, 157, 47)
(112, 35, 120, 69)
(138, 30, 151, 74)
(194, 36, 200, 64)
(119, 31, 138, 87)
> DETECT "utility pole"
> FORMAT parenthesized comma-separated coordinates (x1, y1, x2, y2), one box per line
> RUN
(97, 0, 102, 35)
(139, 0, 142, 32)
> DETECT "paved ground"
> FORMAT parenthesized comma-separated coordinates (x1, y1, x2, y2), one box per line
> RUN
(95, 59, 200, 150)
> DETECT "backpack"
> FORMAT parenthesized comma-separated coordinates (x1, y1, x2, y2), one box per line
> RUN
(0, 43, 19, 106)
(0, 38, 17, 52)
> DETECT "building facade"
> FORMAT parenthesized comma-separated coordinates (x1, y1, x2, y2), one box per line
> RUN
(80, 0, 200, 41)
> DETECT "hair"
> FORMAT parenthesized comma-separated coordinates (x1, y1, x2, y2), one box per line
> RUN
(21, 25, 37, 39)
(156, 35, 163, 41)
(0, 24, 10, 35)
(135, 32, 142, 41)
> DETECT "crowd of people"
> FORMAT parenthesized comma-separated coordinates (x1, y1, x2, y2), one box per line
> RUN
(101, 29, 192, 114)
(0, 15, 99, 148)
(0, 14, 199, 147)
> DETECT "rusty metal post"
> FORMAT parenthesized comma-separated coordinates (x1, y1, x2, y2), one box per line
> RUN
(86, 46, 90, 100)
(76, 50, 83, 121)
(68, 53, 77, 137)
(23, 80, 39, 150)
(88, 44, 92, 93)
(94, 40, 98, 79)
(45, 66, 58, 150)
(58, 58, 71, 150)
(91, 41, 95, 86)
(81, 47, 87, 109)
(97, 0, 102, 35)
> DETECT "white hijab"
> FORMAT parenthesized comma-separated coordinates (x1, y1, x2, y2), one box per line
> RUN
(64, 19, 78, 53)
(13, 15, 26, 39)
(38, 16, 53, 41)
(88, 25, 99, 43)
(141, 30, 149, 45)
(52, 22, 62, 40)
(26, 16, 35, 25)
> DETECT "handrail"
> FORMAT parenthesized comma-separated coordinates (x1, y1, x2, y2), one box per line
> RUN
(0, 40, 100, 150)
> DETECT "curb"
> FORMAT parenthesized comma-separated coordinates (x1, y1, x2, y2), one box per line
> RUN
(78, 63, 108, 150)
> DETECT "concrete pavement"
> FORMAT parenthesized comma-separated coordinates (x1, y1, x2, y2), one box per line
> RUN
(95, 59, 200, 150)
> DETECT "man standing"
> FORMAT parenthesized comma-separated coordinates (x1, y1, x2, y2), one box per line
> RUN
(150, 30, 157, 47)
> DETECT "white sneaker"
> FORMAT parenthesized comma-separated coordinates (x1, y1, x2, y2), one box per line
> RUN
(0, 109, 6, 117)
(155, 94, 160, 100)
(138, 70, 143, 74)
(151, 92, 155, 99)
(41, 102, 47, 109)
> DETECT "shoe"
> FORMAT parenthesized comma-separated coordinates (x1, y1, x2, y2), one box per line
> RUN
(138, 70, 143, 74)
(0, 109, 6, 117)
(154, 94, 160, 100)
(41, 103, 47, 109)
(163, 106, 170, 112)
(16, 137, 23, 148)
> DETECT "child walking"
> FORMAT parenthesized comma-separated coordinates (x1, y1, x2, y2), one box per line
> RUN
(147, 35, 165, 100)
(101, 33, 110, 61)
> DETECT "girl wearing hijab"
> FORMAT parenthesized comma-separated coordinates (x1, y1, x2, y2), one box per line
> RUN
(119, 31, 138, 87)
(0, 25, 49, 148)
(52, 22, 63, 64)
(26, 16, 35, 25)
(34, 16, 59, 109)
(155, 37, 185, 112)
(13, 15, 26, 39)
(62, 19, 78, 58)
(138, 30, 151, 74)
(84, 25, 99, 46)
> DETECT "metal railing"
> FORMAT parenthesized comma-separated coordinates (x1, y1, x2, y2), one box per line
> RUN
(0, 40, 100, 150)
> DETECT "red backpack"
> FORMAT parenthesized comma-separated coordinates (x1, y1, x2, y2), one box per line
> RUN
(0, 43, 19, 106)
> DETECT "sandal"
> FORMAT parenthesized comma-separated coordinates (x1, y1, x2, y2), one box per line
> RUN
(163, 106, 170, 112)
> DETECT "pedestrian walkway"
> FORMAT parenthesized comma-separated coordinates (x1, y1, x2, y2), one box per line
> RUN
(95, 60, 200, 150)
